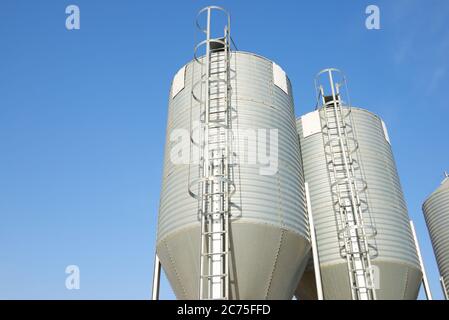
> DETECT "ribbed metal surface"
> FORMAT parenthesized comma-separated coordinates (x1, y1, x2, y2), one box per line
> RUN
(157, 51, 310, 299)
(296, 107, 422, 299)
(423, 177, 449, 290)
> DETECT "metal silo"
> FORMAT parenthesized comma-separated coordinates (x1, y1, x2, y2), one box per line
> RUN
(423, 173, 449, 300)
(295, 69, 422, 300)
(154, 7, 310, 300)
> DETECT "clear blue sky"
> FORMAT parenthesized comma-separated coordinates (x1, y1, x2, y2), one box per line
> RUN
(0, 0, 448, 300)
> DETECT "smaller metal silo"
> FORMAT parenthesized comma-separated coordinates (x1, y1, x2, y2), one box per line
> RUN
(423, 173, 449, 300)
(295, 69, 422, 300)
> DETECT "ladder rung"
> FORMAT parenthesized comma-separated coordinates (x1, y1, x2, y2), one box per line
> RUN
(207, 118, 226, 122)
(209, 106, 226, 109)
(209, 71, 226, 75)
(350, 268, 370, 273)
(202, 210, 227, 215)
(209, 110, 227, 114)
(201, 250, 229, 256)
(208, 125, 229, 129)
(202, 231, 227, 236)
(202, 194, 225, 198)
(208, 157, 225, 161)
(343, 249, 369, 255)
(330, 162, 354, 166)
(203, 173, 227, 177)
(209, 98, 226, 102)
(209, 90, 227, 94)
(201, 273, 228, 279)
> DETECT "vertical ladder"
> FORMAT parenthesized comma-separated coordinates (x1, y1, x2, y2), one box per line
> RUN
(317, 69, 377, 300)
(190, 6, 234, 300)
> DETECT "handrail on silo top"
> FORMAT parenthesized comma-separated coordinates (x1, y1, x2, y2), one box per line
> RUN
(314, 68, 352, 111)
(196, 6, 230, 34)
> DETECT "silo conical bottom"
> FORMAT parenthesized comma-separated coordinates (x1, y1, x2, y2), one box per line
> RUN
(296, 261, 422, 300)
(157, 222, 310, 299)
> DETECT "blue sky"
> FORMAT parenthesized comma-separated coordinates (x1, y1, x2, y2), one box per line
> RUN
(0, 0, 448, 299)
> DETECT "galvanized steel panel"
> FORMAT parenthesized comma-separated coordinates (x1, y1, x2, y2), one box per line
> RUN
(171, 66, 185, 99)
(272, 62, 288, 94)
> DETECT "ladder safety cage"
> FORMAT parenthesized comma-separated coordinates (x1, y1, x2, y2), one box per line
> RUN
(187, 6, 235, 300)
(315, 68, 377, 300)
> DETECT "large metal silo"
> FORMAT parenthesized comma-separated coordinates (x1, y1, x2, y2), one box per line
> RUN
(156, 7, 310, 299)
(423, 174, 449, 299)
(295, 69, 422, 300)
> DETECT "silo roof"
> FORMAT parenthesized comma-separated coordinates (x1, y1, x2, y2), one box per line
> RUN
(436, 176, 449, 193)
(424, 175, 449, 205)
